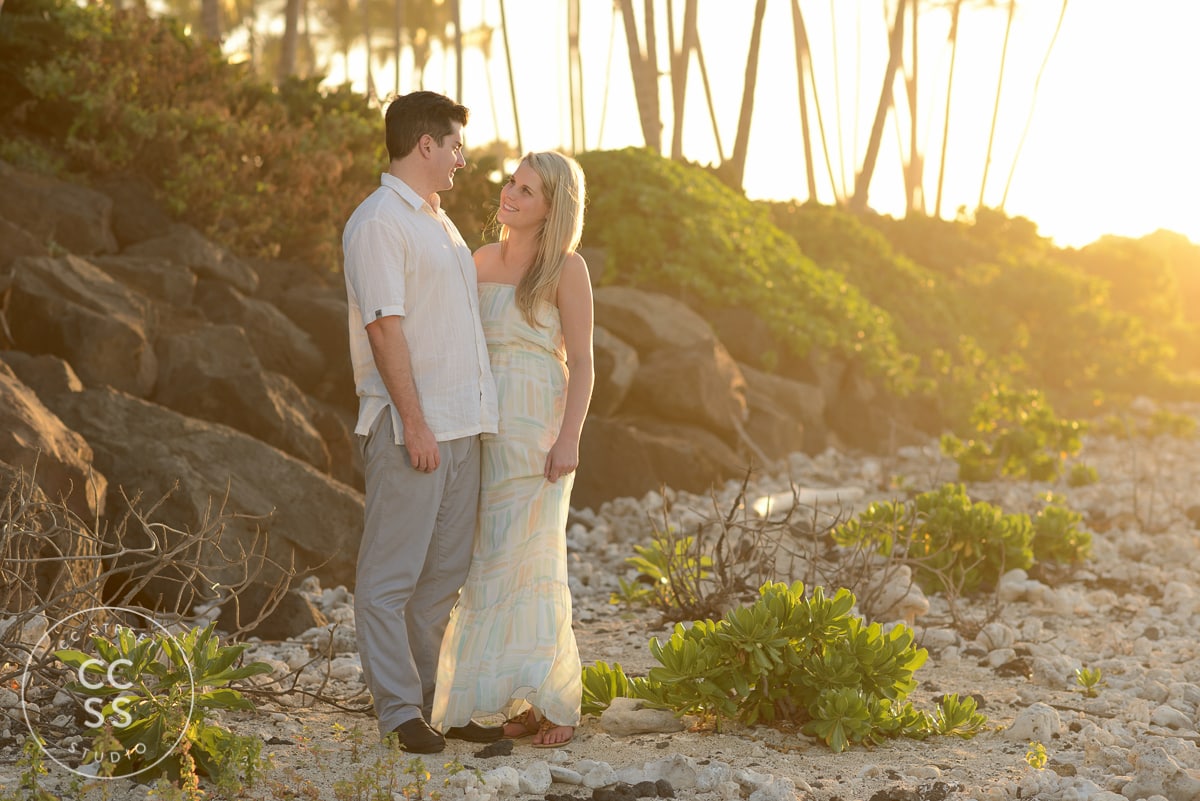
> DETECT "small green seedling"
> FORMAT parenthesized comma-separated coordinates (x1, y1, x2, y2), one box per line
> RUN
(1074, 666, 1105, 697)
(1025, 741, 1048, 770)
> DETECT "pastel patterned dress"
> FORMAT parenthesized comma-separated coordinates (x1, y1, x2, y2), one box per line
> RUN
(431, 282, 582, 730)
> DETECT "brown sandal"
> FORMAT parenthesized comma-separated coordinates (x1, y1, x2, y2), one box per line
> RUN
(502, 708, 538, 740)
(531, 717, 574, 748)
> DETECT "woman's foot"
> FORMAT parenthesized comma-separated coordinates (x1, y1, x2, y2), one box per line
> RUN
(502, 708, 538, 739)
(532, 718, 574, 748)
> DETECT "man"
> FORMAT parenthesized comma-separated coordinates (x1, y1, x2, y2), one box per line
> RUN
(343, 90, 503, 753)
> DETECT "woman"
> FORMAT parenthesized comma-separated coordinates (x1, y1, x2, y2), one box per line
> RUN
(431, 151, 593, 748)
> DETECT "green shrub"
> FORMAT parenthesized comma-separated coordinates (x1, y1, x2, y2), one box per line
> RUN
(767, 201, 963, 358)
(6, 0, 381, 269)
(576, 148, 915, 389)
(56, 620, 272, 781)
(833, 483, 1035, 594)
(1066, 463, 1099, 487)
(581, 581, 987, 752)
(864, 209, 1176, 412)
(580, 661, 633, 717)
(1031, 494, 1091, 565)
(611, 533, 713, 614)
(940, 386, 1085, 482)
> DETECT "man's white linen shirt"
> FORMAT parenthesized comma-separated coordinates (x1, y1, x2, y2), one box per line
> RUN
(343, 173, 498, 443)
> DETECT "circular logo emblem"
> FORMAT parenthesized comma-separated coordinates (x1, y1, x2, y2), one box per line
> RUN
(20, 606, 196, 780)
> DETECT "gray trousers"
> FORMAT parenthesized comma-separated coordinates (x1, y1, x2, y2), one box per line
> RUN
(355, 409, 481, 736)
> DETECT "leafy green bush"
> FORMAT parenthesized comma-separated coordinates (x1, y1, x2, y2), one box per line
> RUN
(5, 0, 381, 269)
(863, 209, 1177, 413)
(580, 661, 633, 717)
(767, 201, 963, 358)
(1066, 463, 1099, 487)
(833, 483, 1034, 594)
(1064, 235, 1181, 332)
(576, 148, 915, 388)
(611, 534, 713, 611)
(1031, 493, 1091, 565)
(56, 620, 271, 781)
(940, 387, 1085, 482)
(581, 581, 986, 752)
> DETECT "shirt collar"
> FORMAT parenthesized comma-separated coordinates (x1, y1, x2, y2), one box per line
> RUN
(380, 172, 428, 211)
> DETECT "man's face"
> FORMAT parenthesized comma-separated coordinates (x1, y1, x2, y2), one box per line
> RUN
(428, 121, 467, 192)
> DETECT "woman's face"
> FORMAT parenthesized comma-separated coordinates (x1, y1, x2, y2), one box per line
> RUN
(497, 161, 549, 230)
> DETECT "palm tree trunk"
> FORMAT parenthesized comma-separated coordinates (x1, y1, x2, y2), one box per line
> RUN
(393, 0, 405, 95)
(278, 0, 301, 84)
(499, 0, 522, 153)
(618, 0, 663, 152)
(978, 0, 1016, 211)
(1001, 0, 1069, 208)
(450, 0, 462, 101)
(668, 0, 697, 160)
(568, 0, 586, 152)
(850, 0, 907, 213)
(693, 37, 724, 161)
(904, 0, 922, 215)
(302, 0, 316, 76)
(790, 0, 817, 201)
(727, 0, 767, 191)
(361, 0, 376, 100)
(934, 0, 963, 218)
(200, 0, 220, 40)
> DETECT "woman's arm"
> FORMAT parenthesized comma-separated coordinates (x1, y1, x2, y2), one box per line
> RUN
(545, 253, 595, 483)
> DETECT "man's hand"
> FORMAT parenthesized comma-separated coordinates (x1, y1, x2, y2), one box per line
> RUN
(404, 421, 440, 473)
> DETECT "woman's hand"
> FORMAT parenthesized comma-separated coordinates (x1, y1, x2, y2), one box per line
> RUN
(544, 438, 579, 483)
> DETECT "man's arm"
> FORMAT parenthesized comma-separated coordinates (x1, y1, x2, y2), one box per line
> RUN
(366, 315, 440, 472)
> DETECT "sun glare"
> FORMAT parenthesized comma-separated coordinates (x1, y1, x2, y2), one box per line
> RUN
(326, 1, 1200, 249)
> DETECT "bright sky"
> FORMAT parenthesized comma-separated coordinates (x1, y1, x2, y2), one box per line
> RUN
(329, 1, 1200, 250)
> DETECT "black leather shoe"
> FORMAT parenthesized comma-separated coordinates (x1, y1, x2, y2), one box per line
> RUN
(391, 718, 445, 753)
(444, 720, 505, 743)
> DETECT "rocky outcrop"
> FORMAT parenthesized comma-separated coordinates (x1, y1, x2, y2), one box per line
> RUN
(0, 157, 901, 615)
(153, 324, 331, 471)
(39, 381, 363, 607)
(0, 161, 118, 256)
(8, 255, 158, 397)
(0, 360, 106, 521)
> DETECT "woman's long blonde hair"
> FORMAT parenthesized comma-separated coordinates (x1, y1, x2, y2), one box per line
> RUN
(499, 151, 586, 327)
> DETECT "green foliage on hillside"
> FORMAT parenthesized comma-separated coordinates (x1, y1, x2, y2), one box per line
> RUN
(860, 209, 1187, 417)
(2, 0, 383, 268)
(3, 0, 1198, 434)
(576, 148, 916, 389)
(768, 202, 963, 357)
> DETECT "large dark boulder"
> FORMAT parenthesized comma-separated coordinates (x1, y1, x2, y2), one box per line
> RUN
(574, 416, 746, 511)
(739, 362, 827, 456)
(124, 223, 259, 295)
(0, 215, 48, 271)
(0, 161, 118, 256)
(625, 342, 747, 438)
(0, 362, 106, 613)
(94, 172, 175, 248)
(91, 254, 198, 307)
(593, 285, 716, 352)
(7, 255, 158, 396)
(153, 324, 330, 472)
(40, 385, 364, 608)
(593, 286, 747, 438)
(591, 326, 638, 418)
(0, 359, 106, 520)
(192, 279, 325, 392)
